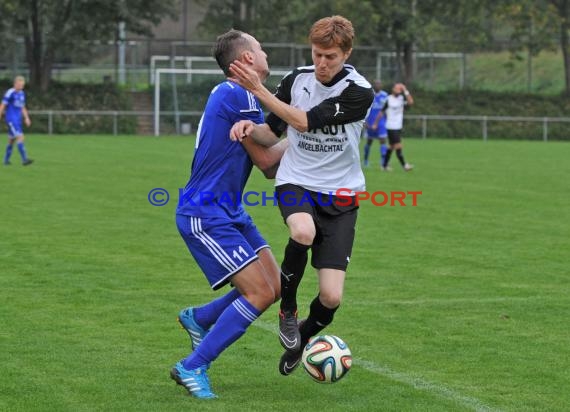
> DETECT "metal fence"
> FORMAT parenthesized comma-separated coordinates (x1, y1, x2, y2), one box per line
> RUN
(406, 115, 570, 142)
(25, 110, 570, 141)
(28, 110, 199, 136)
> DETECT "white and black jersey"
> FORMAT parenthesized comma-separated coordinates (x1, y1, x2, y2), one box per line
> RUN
(382, 94, 409, 130)
(266, 64, 373, 195)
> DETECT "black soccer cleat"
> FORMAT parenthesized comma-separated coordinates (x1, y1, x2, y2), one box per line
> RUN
(279, 309, 301, 352)
(278, 348, 302, 376)
(3, 161, 11, 166)
(278, 319, 307, 376)
(22, 159, 34, 166)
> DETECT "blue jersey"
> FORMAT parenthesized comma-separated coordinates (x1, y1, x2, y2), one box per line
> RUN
(2, 88, 26, 124)
(177, 81, 264, 219)
(366, 90, 388, 127)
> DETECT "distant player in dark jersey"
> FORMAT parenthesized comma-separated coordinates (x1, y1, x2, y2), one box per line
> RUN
(381, 82, 414, 171)
(363, 79, 388, 167)
(1, 76, 33, 166)
(229, 16, 373, 376)
(170, 30, 288, 399)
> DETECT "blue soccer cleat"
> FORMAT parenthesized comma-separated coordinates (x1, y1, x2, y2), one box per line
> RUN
(170, 362, 217, 399)
(178, 307, 209, 351)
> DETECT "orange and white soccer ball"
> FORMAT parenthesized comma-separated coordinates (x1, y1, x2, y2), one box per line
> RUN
(301, 335, 352, 383)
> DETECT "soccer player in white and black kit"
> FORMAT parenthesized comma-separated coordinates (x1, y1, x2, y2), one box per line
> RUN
(381, 82, 414, 171)
(229, 16, 373, 375)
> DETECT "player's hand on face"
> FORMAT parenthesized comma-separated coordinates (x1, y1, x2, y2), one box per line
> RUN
(230, 120, 255, 142)
(229, 60, 262, 93)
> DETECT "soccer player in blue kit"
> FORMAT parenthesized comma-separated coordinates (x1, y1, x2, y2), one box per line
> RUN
(170, 30, 288, 399)
(1, 76, 33, 166)
(363, 79, 388, 167)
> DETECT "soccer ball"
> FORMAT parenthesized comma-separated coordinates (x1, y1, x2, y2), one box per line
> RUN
(301, 335, 352, 383)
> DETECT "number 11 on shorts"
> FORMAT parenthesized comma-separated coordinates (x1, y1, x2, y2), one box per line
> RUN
(232, 246, 250, 262)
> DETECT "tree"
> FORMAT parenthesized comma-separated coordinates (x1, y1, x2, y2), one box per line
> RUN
(499, 0, 570, 95)
(3, 0, 176, 90)
(196, 0, 259, 35)
(550, 0, 570, 95)
(199, 0, 546, 87)
(196, 0, 500, 84)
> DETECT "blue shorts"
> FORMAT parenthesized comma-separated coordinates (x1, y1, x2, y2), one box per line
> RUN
(6, 121, 23, 138)
(176, 213, 269, 290)
(366, 123, 387, 139)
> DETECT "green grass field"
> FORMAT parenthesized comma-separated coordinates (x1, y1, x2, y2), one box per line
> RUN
(1, 135, 569, 411)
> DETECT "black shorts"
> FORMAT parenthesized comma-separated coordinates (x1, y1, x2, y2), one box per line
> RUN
(276, 184, 358, 271)
(387, 129, 402, 145)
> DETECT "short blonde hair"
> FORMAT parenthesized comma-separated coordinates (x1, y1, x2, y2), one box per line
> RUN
(309, 16, 354, 52)
(14, 76, 26, 83)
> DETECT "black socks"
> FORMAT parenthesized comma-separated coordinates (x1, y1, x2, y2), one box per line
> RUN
(280, 238, 310, 312)
(299, 295, 339, 345)
(396, 148, 406, 166)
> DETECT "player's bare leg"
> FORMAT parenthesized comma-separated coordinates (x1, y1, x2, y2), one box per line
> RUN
(279, 212, 315, 352)
(178, 247, 280, 352)
(257, 247, 281, 302)
(172, 260, 276, 398)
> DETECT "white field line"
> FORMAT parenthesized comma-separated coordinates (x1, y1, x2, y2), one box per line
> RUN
(253, 319, 502, 412)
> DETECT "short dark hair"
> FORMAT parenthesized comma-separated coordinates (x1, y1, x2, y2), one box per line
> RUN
(213, 29, 252, 76)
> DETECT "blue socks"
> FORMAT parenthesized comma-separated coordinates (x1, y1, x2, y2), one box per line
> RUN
(364, 143, 387, 165)
(182, 296, 260, 370)
(193, 288, 241, 329)
(380, 144, 387, 165)
(17, 142, 28, 162)
(364, 143, 371, 162)
(4, 144, 13, 164)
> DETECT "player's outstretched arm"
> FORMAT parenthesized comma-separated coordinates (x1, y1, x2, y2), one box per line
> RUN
(372, 110, 384, 129)
(22, 107, 31, 127)
(229, 61, 309, 132)
(230, 120, 279, 146)
(241, 138, 288, 179)
(401, 84, 414, 106)
(0, 103, 5, 119)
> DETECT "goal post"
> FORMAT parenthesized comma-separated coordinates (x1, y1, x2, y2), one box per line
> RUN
(153, 67, 291, 136)
(149, 56, 218, 85)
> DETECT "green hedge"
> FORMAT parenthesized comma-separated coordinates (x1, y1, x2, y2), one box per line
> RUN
(10, 78, 565, 139)
(160, 78, 280, 113)
(162, 80, 570, 141)
(402, 89, 570, 141)
(0, 80, 136, 134)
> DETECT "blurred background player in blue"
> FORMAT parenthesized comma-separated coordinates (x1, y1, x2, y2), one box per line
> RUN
(363, 79, 388, 167)
(1, 76, 33, 166)
(171, 29, 287, 399)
